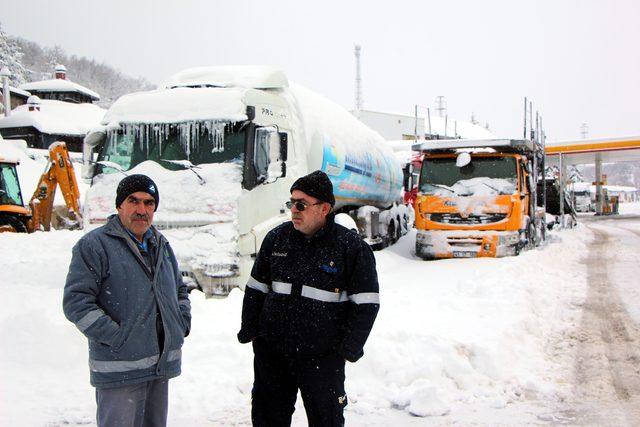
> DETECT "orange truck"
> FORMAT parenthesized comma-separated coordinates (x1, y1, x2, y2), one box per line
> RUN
(412, 138, 545, 259)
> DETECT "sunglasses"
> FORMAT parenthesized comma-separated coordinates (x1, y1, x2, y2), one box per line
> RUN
(285, 200, 324, 211)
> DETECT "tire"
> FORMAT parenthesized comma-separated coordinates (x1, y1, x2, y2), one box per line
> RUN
(387, 221, 397, 245)
(0, 215, 28, 233)
(526, 221, 536, 249)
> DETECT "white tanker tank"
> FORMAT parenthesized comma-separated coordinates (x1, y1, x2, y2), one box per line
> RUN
(82, 66, 409, 296)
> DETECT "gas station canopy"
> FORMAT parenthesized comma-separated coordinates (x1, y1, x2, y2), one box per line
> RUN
(546, 136, 640, 166)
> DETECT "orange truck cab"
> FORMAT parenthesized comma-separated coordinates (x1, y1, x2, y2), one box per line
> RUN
(412, 139, 545, 259)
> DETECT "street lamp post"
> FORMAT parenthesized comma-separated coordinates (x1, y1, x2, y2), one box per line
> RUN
(0, 67, 11, 117)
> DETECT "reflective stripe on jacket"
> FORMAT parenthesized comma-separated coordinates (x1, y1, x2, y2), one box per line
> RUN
(63, 215, 191, 388)
(238, 215, 379, 362)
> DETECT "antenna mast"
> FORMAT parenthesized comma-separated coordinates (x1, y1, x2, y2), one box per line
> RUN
(354, 44, 363, 114)
(580, 122, 589, 139)
(435, 96, 447, 118)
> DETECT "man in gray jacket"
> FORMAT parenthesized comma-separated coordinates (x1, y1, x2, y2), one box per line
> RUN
(63, 174, 191, 427)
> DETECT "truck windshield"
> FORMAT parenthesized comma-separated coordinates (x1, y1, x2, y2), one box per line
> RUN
(97, 121, 245, 174)
(419, 156, 517, 196)
(0, 163, 24, 206)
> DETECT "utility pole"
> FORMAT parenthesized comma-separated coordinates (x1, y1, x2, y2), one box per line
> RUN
(354, 45, 363, 115)
(580, 122, 589, 139)
(1, 67, 11, 117)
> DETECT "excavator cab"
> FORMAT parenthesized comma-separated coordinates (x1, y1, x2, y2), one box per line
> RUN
(0, 158, 31, 232)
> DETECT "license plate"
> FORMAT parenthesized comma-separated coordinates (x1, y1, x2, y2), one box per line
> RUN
(453, 251, 476, 258)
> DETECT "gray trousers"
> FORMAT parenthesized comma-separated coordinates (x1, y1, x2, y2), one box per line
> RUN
(96, 378, 168, 427)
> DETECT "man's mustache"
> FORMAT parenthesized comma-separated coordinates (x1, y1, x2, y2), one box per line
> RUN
(130, 214, 149, 221)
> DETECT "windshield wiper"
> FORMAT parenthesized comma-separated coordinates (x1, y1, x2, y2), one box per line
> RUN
(95, 160, 128, 176)
(428, 183, 456, 194)
(161, 159, 206, 185)
(482, 182, 501, 193)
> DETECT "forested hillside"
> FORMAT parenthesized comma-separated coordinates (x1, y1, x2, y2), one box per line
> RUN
(0, 23, 153, 107)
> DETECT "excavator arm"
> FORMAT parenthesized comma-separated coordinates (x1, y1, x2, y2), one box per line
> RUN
(28, 142, 82, 231)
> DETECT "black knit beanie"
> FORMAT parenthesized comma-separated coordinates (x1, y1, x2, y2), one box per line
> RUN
(115, 174, 160, 211)
(290, 170, 335, 206)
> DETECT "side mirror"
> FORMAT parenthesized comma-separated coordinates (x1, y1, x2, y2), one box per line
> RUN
(402, 164, 411, 192)
(84, 129, 106, 148)
(279, 132, 288, 176)
(82, 130, 106, 181)
(253, 127, 286, 184)
(456, 152, 471, 168)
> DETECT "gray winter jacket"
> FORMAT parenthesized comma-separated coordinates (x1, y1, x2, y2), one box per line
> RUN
(63, 215, 191, 389)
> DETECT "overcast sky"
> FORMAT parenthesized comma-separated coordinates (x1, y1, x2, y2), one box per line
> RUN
(2, 0, 638, 141)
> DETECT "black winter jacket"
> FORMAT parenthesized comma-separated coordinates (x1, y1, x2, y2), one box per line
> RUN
(238, 215, 379, 362)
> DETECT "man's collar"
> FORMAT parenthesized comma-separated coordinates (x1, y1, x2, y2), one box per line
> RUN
(114, 215, 155, 250)
(293, 213, 336, 241)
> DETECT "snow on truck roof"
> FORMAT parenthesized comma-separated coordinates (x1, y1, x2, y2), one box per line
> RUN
(103, 87, 248, 125)
(162, 66, 289, 90)
(412, 138, 536, 153)
(19, 79, 100, 101)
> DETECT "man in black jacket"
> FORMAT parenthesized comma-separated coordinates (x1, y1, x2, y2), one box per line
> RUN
(238, 170, 380, 427)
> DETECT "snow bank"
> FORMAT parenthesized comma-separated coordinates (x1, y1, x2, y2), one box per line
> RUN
(0, 99, 105, 136)
(0, 222, 592, 425)
(347, 228, 589, 422)
(619, 201, 640, 215)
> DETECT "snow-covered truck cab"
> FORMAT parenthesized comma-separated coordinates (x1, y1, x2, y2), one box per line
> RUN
(82, 67, 297, 296)
(413, 139, 544, 259)
(82, 66, 409, 297)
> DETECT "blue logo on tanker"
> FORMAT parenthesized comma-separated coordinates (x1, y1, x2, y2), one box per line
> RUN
(320, 138, 396, 204)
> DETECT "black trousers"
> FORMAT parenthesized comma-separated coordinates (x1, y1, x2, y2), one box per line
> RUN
(251, 338, 347, 427)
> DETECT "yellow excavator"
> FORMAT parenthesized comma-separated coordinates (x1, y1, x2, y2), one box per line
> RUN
(0, 141, 82, 232)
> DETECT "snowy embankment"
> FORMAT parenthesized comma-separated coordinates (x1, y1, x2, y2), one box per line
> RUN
(0, 225, 591, 426)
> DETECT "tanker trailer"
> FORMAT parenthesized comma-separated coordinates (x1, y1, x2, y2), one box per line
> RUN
(82, 66, 409, 297)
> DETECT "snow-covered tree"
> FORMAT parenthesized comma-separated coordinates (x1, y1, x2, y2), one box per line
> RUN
(13, 36, 154, 107)
(0, 22, 29, 85)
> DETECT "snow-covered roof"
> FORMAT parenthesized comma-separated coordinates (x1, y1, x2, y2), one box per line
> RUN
(0, 86, 31, 99)
(103, 87, 247, 125)
(19, 79, 100, 101)
(0, 99, 106, 136)
(426, 115, 495, 139)
(570, 181, 638, 193)
(162, 66, 289, 90)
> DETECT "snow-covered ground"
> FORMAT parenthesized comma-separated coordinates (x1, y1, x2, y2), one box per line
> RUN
(619, 200, 640, 215)
(0, 221, 596, 426)
(3, 142, 639, 424)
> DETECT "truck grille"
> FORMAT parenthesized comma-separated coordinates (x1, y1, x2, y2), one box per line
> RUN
(430, 213, 507, 225)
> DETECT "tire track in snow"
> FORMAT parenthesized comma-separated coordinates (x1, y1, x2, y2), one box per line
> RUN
(562, 221, 640, 425)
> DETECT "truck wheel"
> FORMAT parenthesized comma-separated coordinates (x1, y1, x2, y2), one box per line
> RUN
(513, 241, 521, 256)
(387, 221, 397, 245)
(0, 215, 28, 233)
(527, 222, 536, 248)
(539, 221, 546, 241)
